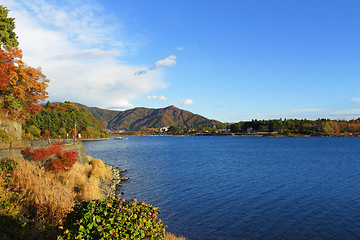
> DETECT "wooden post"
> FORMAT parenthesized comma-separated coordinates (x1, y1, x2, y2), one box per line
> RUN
(74, 122, 77, 143)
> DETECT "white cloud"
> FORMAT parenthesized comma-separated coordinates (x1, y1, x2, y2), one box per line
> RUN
(4, 0, 171, 109)
(331, 109, 360, 115)
(154, 55, 176, 68)
(177, 99, 193, 106)
(290, 108, 327, 113)
(329, 109, 360, 120)
(147, 95, 167, 101)
(177, 46, 185, 51)
(352, 98, 360, 103)
(135, 55, 177, 75)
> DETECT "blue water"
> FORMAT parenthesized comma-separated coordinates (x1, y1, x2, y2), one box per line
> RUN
(83, 136, 360, 240)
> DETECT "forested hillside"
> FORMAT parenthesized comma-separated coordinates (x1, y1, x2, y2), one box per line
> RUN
(107, 105, 222, 131)
(229, 118, 360, 136)
(24, 102, 107, 139)
(72, 103, 119, 128)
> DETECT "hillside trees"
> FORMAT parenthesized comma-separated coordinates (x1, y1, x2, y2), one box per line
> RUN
(229, 118, 360, 136)
(24, 102, 108, 139)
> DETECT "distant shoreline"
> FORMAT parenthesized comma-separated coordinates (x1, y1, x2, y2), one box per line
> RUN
(109, 133, 360, 137)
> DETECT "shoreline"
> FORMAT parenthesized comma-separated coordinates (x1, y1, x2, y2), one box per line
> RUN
(99, 164, 128, 198)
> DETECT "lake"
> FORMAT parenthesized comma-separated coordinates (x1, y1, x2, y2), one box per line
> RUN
(83, 136, 360, 240)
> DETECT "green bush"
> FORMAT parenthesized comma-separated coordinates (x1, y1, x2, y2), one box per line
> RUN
(59, 197, 166, 240)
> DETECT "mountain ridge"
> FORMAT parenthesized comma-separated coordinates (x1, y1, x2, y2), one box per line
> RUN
(69, 103, 222, 131)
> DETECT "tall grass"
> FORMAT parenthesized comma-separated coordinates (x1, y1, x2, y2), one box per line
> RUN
(165, 232, 187, 240)
(0, 156, 112, 225)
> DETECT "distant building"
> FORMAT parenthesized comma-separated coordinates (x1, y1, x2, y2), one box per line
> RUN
(159, 126, 169, 133)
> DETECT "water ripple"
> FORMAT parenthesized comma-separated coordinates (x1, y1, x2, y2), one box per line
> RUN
(84, 136, 360, 240)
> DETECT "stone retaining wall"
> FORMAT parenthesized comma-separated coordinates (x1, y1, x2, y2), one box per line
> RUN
(0, 140, 89, 164)
(0, 119, 22, 141)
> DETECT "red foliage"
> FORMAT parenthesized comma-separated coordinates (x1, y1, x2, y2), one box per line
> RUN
(22, 147, 31, 156)
(22, 142, 78, 172)
(46, 160, 66, 172)
(46, 151, 78, 172)
(30, 142, 64, 160)
(24, 104, 42, 115)
(49, 142, 64, 154)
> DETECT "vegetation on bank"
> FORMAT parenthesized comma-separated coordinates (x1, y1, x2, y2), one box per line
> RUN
(0, 155, 185, 239)
(137, 118, 360, 136)
(0, 5, 185, 239)
(229, 118, 360, 136)
(24, 101, 108, 140)
(0, 154, 112, 239)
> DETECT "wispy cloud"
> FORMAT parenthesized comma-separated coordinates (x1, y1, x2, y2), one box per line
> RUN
(135, 55, 176, 75)
(290, 108, 327, 113)
(4, 0, 171, 109)
(147, 95, 167, 101)
(177, 99, 193, 106)
(330, 109, 360, 120)
(352, 98, 360, 103)
(331, 109, 360, 115)
(177, 46, 185, 51)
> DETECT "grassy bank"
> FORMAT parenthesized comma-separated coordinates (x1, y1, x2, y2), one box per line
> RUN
(0, 156, 186, 239)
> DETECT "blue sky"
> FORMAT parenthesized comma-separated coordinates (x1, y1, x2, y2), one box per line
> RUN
(4, 0, 360, 122)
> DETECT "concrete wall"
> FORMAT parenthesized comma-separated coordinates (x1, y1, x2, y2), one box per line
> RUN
(0, 140, 89, 164)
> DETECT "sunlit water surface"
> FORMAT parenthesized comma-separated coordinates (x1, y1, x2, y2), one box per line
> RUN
(84, 136, 360, 240)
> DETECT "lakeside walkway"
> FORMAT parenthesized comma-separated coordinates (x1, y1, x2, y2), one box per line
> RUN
(0, 139, 76, 152)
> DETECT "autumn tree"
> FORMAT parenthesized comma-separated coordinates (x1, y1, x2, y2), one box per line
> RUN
(0, 6, 49, 120)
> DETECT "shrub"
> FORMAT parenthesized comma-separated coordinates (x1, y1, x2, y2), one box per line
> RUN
(47, 151, 78, 172)
(60, 197, 166, 240)
(22, 143, 78, 172)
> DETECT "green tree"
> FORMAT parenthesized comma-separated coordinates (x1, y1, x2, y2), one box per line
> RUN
(25, 125, 41, 137)
(0, 5, 18, 48)
(58, 127, 67, 137)
(168, 125, 181, 134)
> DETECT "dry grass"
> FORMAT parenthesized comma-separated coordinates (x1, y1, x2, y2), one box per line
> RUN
(0, 157, 189, 239)
(165, 232, 187, 240)
(11, 159, 76, 223)
(88, 156, 112, 179)
(1, 157, 113, 224)
(0, 171, 21, 216)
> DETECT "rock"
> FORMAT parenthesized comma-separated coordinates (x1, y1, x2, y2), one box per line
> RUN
(99, 164, 128, 198)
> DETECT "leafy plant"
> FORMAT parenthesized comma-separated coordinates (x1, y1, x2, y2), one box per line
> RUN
(60, 197, 166, 240)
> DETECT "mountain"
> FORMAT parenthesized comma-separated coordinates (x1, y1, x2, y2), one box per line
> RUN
(54, 103, 222, 131)
(72, 103, 119, 128)
(107, 105, 222, 131)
